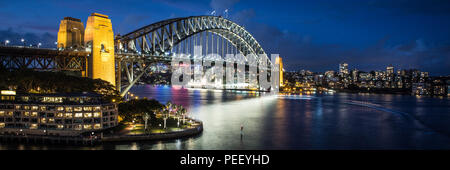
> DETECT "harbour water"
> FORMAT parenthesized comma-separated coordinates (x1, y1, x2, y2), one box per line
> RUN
(1, 85, 449, 150)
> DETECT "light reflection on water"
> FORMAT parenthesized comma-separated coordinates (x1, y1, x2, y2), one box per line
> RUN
(1, 85, 449, 150)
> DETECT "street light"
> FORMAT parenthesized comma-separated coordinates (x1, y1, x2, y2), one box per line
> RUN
(38, 43, 42, 48)
(21, 38, 25, 46)
(4, 40, 9, 46)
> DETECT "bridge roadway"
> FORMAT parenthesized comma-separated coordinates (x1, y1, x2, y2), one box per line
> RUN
(0, 45, 89, 72)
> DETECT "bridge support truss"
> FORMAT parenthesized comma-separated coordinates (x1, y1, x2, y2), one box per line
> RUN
(0, 46, 89, 74)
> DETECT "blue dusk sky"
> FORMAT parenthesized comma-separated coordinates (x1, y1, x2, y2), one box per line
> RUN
(0, 0, 449, 75)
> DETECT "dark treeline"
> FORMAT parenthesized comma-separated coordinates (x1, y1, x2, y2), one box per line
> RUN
(0, 69, 121, 101)
(118, 99, 164, 122)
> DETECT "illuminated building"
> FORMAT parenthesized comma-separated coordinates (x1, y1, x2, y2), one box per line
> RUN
(85, 13, 116, 87)
(0, 91, 118, 136)
(386, 65, 394, 75)
(339, 62, 349, 77)
(57, 17, 85, 49)
(352, 69, 358, 82)
(324, 71, 335, 79)
(276, 56, 284, 87)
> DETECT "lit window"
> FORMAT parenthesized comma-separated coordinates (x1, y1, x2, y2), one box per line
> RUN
(24, 112, 30, 116)
(40, 106, 46, 111)
(0, 111, 4, 116)
(31, 112, 37, 117)
(42, 97, 63, 103)
(56, 113, 64, 117)
(0, 123, 5, 128)
(93, 112, 101, 118)
(15, 105, 21, 109)
(48, 118, 55, 123)
(74, 125, 82, 130)
(31, 106, 38, 110)
(24, 106, 30, 110)
(57, 125, 64, 129)
(21, 96, 29, 102)
(30, 124, 38, 129)
(94, 106, 101, 111)
(57, 107, 64, 111)
(65, 113, 73, 118)
(7, 112, 13, 116)
(74, 107, 82, 112)
(84, 113, 92, 118)
(94, 124, 101, 129)
(41, 118, 46, 123)
(83, 124, 92, 130)
(65, 107, 72, 112)
(75, 113, 83, 118)
(84, 107, 92, 111)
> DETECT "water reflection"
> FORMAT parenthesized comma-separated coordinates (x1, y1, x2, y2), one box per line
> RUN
(0, 86, 449, 150)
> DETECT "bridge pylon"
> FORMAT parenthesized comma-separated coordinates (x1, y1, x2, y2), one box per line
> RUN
(84, 13, 116, 87)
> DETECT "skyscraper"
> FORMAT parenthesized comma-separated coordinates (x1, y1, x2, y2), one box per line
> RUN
(352, 69, 358, 82)
(387, 65, 394, 75)
(339, 62, 349, 76)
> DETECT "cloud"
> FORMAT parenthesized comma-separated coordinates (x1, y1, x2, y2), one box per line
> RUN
(230, 9, 256, 26)
(117, 14, 152, 34)
(368, 0, 450, 16)
(233, 15, 450, 75)
(0, 28, 56, 48)
(153, 0, 209, 12)
(17, 22, 59, 33)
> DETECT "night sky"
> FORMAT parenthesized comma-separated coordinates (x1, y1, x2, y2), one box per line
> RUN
(0, 0, 449, 75)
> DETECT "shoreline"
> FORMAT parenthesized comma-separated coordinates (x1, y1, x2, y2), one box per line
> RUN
(0, 120, 203, 146)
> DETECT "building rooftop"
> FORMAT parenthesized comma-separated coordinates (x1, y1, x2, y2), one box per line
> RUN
(63, 17, 82, 22)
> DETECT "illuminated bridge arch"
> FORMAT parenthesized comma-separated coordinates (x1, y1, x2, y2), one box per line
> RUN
(116, 16, 266, 58)
(115, 16, 272, 96)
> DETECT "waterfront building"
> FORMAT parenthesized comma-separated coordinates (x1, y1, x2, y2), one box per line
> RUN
(352, 69, 358, 82)
(386, 65, 394, 75)
(325, 70, 335, 79)
(359, 72, 372, 81)
(386, 65, 394, 82)
(0, 90, 118, 136)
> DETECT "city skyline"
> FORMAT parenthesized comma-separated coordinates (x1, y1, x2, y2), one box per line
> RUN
(0, 0, 449, 75)
(291, 62, 439, 76)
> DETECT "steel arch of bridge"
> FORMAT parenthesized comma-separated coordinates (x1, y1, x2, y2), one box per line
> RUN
(115, 16, 271, 96)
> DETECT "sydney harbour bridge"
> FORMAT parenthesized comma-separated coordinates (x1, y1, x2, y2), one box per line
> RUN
(0, 13, 282, 97)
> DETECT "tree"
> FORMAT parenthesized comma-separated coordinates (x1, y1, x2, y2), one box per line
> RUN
(162, 108, 169, 129)
(118, 99, 164, 122)
(181, 107, 187, 124)
(143, 112, 150, 133)
(0, 69, 122, 102)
